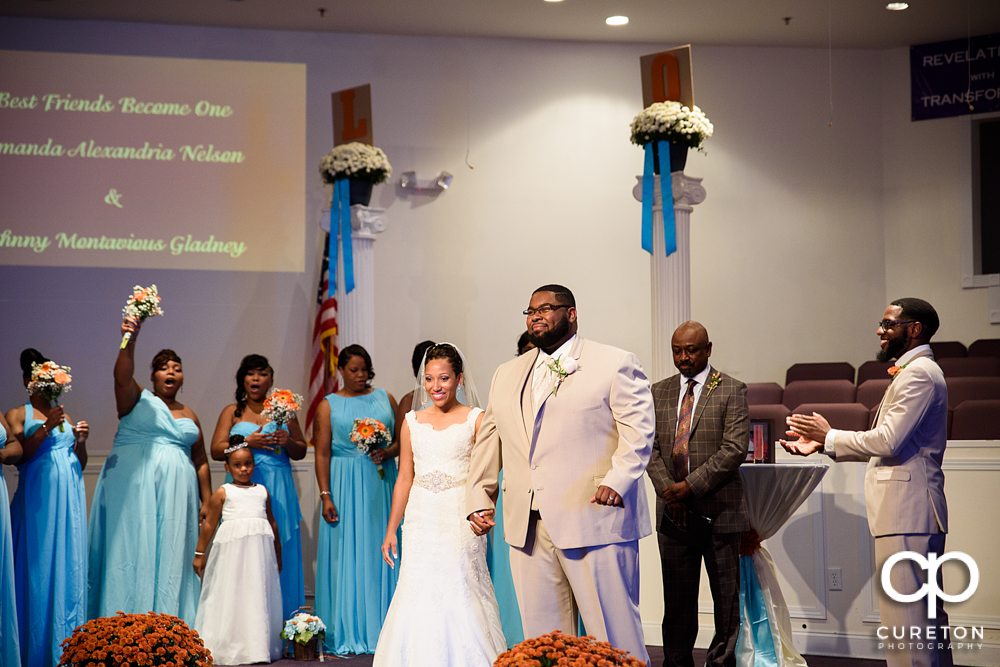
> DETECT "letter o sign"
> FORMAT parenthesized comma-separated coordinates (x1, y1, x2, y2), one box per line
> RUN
(881, 551, 979, 619)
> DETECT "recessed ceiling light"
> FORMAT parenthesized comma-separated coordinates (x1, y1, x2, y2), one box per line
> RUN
(543, 0, 564, 3)
(606, 15, 629, 26)
(886, 2, 908, 9)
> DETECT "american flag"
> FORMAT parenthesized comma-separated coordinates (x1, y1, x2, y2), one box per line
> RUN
(306, 231, 338, 437)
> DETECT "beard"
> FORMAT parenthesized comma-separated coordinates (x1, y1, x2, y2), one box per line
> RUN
(529, 315, 571, 350)
(876, 336, 907, 363)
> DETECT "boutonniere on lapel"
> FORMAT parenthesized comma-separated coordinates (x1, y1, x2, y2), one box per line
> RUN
(887, 363, 909, 379)
(703, 371, 722, 397)
(546, 355, 579, 396)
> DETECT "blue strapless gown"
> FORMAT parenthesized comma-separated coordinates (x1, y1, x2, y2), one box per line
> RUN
(1, 422, 21, 667)
(487, 469, 525, 648)
(87, 390, 201, 626)
(316, 389, 399, 655)
(11, 405, 86, 667)
(228, 421, 304, 622)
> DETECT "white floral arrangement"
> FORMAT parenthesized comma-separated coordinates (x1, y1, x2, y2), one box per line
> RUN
(319, 142, 392, 185)
(630, 101, 714, 152)
(281, 612, 327, 645)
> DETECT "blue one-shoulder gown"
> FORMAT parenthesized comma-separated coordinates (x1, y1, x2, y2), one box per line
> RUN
(228, 421, 304, 622)
(316, 389, 399, 655)
(87, 390, 201, 626)
(11, 404, 87, 667)
(1, 421, 21, 667)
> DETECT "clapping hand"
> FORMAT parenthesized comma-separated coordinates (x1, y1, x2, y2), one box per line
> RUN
(780, 412, 830, 456)
(469, 509, 495, 536)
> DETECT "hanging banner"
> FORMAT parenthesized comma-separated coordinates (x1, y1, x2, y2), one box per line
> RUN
(911, 33, 1000, 121)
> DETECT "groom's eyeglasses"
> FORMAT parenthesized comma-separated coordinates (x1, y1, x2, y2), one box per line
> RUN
(878, 319, 917, 330)
(523, 304, 570, 317)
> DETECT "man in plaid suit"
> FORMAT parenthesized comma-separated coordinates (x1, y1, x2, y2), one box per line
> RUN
(647, 321, 750, 667)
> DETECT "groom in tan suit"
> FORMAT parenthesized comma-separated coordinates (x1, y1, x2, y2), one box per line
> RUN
(784, 298, 952, 667)
(467, 285, 654, 664)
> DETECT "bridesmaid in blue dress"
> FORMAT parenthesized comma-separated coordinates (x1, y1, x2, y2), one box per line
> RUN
(210, 353, 307, 623)
(6, 349, 89, 667)
(313, 344, 401, 655)
(0, 412, 23, 667)
(87, 316, 212, 627)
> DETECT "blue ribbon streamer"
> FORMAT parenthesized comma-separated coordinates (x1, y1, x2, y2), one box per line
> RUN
(737, 555, 779, 667)
(640, 142, 677, 257)
(328, 178, 356, 297)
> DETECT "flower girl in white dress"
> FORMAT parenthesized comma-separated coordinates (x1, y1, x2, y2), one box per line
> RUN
(374, 344, 506, 667)
(193, 436, 284, 665)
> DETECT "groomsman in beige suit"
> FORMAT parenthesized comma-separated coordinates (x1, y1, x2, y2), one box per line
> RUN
(467, 285, 654, 664)
(783, 298, 952, 667)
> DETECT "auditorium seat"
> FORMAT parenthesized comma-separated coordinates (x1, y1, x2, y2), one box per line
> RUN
(749, 404, 791, 432)
(793, 403, 871, 432)
(937, 356, 1000, 378)
(782, 380, 856, 409)
(945, 376, 1000, 410)
(930, 341, 968, 359)
(950, 400, 1000, 440)
(856, 379, 891, 409)
(785, 362, 855, 385)
(968, 339, 1000, 359)
(857, 360, 894, 385)
(747, 382, 783, 406)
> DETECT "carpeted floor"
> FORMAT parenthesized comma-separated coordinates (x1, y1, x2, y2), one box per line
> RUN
(256, 646, 888, 667)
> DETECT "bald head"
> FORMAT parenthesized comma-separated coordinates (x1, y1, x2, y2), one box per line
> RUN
(671, 321, 712, 377)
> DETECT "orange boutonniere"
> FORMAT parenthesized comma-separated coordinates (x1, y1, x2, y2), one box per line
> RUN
(704, 371, 722, 396)
(887, 363, 909, 378)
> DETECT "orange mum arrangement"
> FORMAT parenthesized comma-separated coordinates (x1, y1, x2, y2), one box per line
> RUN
(59, 612, 212, 667)
(495, 631, 646, 667)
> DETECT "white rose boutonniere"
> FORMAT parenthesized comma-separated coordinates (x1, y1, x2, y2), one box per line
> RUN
(547, 355, 579, 396)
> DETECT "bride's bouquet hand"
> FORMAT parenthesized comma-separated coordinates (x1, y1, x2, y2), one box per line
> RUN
(381, 532, 398, 568)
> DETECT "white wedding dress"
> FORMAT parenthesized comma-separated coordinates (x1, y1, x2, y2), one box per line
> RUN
(372, 408, 507, 667)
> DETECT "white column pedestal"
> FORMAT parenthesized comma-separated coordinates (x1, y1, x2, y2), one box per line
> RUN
(320, 205, 388, 357)
(633, 173, 707, 383)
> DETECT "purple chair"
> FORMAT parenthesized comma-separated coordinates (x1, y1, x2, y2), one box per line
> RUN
(793, 403, 872, 432)
(785, 362, 855, 385)
(968, 339, 1000, 359)
(857, 360, 894, 385)
(747, 382, 783, 406)
(945, 377, 1000, 410)
(930, 341, 968, 359)
(782, 380, 857, 410)
(856, 379, 892, 409)
(950, 400, 1000, 440)
(937, 357, 1000, 378)
(750, 404, 791, 432)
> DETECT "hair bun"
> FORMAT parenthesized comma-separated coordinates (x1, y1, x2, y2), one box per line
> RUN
(20, 348, 48, 380)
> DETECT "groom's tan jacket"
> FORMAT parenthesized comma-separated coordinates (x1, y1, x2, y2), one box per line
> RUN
(466, 336, 654, 550)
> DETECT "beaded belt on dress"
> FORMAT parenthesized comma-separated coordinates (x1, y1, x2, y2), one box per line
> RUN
(413, 471, 465, 493)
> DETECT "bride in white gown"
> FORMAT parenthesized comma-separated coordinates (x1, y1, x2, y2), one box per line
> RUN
(374, 343, 506, 667)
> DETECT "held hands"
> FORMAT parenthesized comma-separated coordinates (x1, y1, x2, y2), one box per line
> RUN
(590, 485, 624, 508)
(381, 532, 399, 568)
(72, 420, 89, 445)
(321, 496, 339, 524)
(779, 412, 830, 457)
(246, 425, 275, 452)
(468, 509, 495, 536)
(661, 480, 692, 505)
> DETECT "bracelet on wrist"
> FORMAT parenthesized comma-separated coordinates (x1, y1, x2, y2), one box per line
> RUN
(194, 551, 205, 556)
(319, 491, 331, 496)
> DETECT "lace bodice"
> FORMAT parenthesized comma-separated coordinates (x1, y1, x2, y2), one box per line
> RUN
(406, 408, 482, 492)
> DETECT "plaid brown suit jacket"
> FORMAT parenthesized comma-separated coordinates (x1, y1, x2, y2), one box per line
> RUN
(647, 367, 750, 534)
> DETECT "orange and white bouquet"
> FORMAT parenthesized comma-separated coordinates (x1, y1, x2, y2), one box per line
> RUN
(350, 417, 391, 478)
(120, 284, 164, 349)
(262, 389, 304, 426)
(28, 361, 72, 432)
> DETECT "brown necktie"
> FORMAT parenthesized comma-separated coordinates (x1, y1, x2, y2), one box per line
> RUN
(672, 379, 696, 481)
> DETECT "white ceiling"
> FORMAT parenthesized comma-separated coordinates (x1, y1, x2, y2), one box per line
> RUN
(2, 0, 999, 50)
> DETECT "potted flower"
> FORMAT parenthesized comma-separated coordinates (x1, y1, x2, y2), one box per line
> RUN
(318, 141, 392, 206)
(58, 612, 212, 667)
(630, 101, 713, 173)
(494, 631, 646, 667)
(281, 612, 327, 661)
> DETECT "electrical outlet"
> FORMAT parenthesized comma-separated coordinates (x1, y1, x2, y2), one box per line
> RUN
(827, 567, 843, 591)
